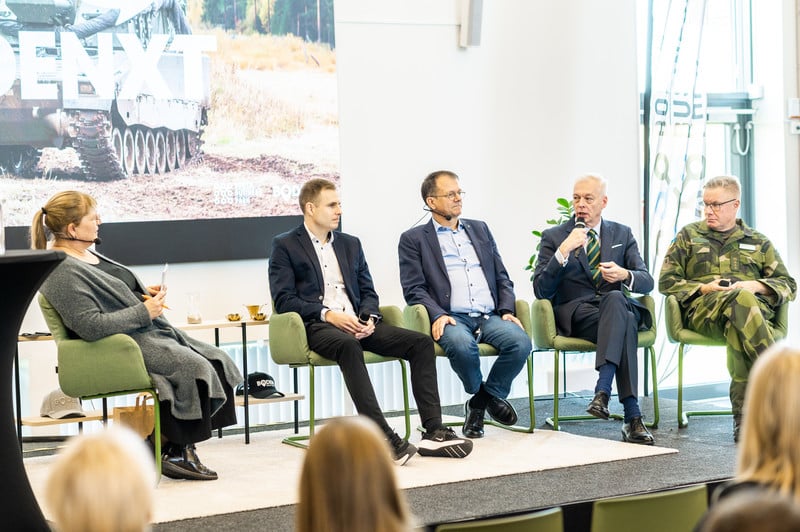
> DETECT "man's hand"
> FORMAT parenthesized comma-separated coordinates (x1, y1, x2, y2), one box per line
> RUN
(698, 278, 769, 296)
(432, 314, 456, 341)
(598, 261, 629, 284)
(502, 313, 524, 329)
(558, 227, 588, 257)
(325, 311, 375, 339)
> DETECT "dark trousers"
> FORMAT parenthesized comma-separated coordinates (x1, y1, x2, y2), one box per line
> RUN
(306, 321, 442, 435)
(570, 291, 641, 401)
(160, 359, 238, 445)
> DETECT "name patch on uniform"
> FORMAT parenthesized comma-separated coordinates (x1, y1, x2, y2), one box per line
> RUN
(739, 243, 757, 251)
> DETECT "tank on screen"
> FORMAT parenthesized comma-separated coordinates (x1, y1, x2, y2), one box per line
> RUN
(0, 0, 212, 179)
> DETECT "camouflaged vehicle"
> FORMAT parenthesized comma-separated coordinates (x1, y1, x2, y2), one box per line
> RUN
(0, 0, 210, 179)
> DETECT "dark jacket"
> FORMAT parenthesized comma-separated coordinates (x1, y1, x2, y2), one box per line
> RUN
(269, 225, 380, 323)
(398, 218, 517, 323)
(533, 217, 653, 336)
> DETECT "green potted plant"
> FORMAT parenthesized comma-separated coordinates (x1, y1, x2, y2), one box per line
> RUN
(525, 197, 574, 280)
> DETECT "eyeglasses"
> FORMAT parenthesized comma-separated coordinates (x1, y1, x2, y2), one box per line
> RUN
(429, 190, 466, 201)
(703, 198, 737, 212)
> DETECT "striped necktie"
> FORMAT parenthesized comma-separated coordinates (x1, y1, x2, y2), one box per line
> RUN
(586, 229, 601, 285)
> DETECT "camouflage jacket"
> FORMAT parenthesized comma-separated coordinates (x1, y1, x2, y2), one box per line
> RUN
(659, 219, 796, 308)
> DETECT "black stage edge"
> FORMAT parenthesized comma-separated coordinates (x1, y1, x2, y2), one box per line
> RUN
(6, 215, 303, 265)
(148, 393, 736, 532)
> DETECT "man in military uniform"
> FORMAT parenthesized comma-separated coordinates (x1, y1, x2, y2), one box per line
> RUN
(659, 175, 796, 441)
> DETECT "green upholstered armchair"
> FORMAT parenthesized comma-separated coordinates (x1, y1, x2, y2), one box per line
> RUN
(435, 507, 563, 532)
(403, 300, 535, 433)
(38, 294, 161, 475)
(268, 305, 411, 448)
(590, 484, 707, 532)
(531, 295, 659, 431)
(664, 294, 790, 427)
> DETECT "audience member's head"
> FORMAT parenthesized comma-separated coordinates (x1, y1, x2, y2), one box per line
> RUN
(296, 415, 411, 532)
(46, 427, 155, 532)
(696, 488, 800, 532)
(737, 343, 800, 502)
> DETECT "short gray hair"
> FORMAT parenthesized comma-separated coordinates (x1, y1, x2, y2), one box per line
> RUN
(574, 174, 607, 196)
(703, 175, 741, 197)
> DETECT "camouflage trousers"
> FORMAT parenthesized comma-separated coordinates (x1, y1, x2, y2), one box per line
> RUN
(686, 289, 776, 415)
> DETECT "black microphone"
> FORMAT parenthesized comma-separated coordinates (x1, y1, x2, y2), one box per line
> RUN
(423, 206, 452, 221)
(67, 236, 102, 245)
(573, 217, 586, 257)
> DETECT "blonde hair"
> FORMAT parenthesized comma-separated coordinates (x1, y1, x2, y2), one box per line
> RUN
(737, 344, 800, 502)
(45, 427, 155, 532)
(30, 191, 97, 250)
(296, 416, 412, 532)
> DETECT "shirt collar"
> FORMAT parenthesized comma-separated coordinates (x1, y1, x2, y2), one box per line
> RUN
(433, 218, 464, 232)
(303, 223, 334, 244)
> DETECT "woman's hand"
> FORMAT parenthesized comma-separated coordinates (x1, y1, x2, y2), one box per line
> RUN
(144, 290, 167, 319)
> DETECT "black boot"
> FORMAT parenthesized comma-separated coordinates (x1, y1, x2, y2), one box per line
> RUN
(162, 443, 218, 481)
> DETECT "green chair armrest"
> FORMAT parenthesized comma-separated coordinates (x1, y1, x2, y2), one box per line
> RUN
(531, 298, 557, 350)
(57, 334, 152, 397)
(269, 311, 314, 365)
(775, 301, 790, 340)
(515, 299, 532, 339)
(403, 304, 431, 336)
(379, 305, 403, 328)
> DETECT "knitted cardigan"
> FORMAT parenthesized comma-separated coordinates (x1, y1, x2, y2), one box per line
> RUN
(39, 254, 243, 421)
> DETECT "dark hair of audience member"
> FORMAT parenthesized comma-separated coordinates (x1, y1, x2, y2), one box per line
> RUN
(696, 488, 800, 532)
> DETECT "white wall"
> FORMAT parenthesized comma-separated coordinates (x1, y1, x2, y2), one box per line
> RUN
(335, 0, 642, 306)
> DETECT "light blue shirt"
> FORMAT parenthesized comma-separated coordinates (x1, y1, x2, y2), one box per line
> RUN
(434, 219, 495, 315)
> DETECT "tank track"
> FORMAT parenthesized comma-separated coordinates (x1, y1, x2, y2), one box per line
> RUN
(71, 109, 126, 181)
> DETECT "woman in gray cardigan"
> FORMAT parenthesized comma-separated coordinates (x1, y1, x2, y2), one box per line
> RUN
(32, 191, 243, 481)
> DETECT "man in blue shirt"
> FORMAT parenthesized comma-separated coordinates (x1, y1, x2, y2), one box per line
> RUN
(399, 170, 531, 438)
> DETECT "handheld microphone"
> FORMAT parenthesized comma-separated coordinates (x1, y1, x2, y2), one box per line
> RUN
(423, 206, 452, 221)
(573, 217, 586, 257)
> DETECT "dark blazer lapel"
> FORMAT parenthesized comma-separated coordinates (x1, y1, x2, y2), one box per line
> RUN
(295, 226, 325, 289)
(423, 221, 448, 279)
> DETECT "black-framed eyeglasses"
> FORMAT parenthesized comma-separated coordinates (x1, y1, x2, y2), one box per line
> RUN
(703, 198, 737, 212)
(429, 190, 466, 201)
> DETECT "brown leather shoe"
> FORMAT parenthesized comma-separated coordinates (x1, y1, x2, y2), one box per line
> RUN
(162, 444, 218, 480)
(586, 391, 610, 420)
(622, 416, 655, 445)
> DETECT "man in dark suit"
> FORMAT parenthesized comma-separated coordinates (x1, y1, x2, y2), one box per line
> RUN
(269, 178, 472, 464)
(399, 170, 531, 439)
(533, 174, 655, 444)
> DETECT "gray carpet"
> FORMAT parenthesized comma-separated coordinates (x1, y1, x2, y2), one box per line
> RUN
(146, 392, 735, 531)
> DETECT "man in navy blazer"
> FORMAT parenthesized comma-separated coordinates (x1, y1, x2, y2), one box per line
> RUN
(269, 178, 472, 464)
(399, 170, 531, 439)
(533, 174, 654, 444)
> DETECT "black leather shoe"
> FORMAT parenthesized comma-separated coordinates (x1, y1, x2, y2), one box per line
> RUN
(621, 416, 655, 445)
(586, 391, 610, 420)
(486, 395, 518, 426)
(463, 400, 485, 438)
(162, 444, 218, 480)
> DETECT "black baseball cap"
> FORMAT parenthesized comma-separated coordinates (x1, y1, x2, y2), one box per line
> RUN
(236, 372, 285, 399)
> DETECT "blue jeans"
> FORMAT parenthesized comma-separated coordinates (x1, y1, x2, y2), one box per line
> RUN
(436, 313, 531, 398)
